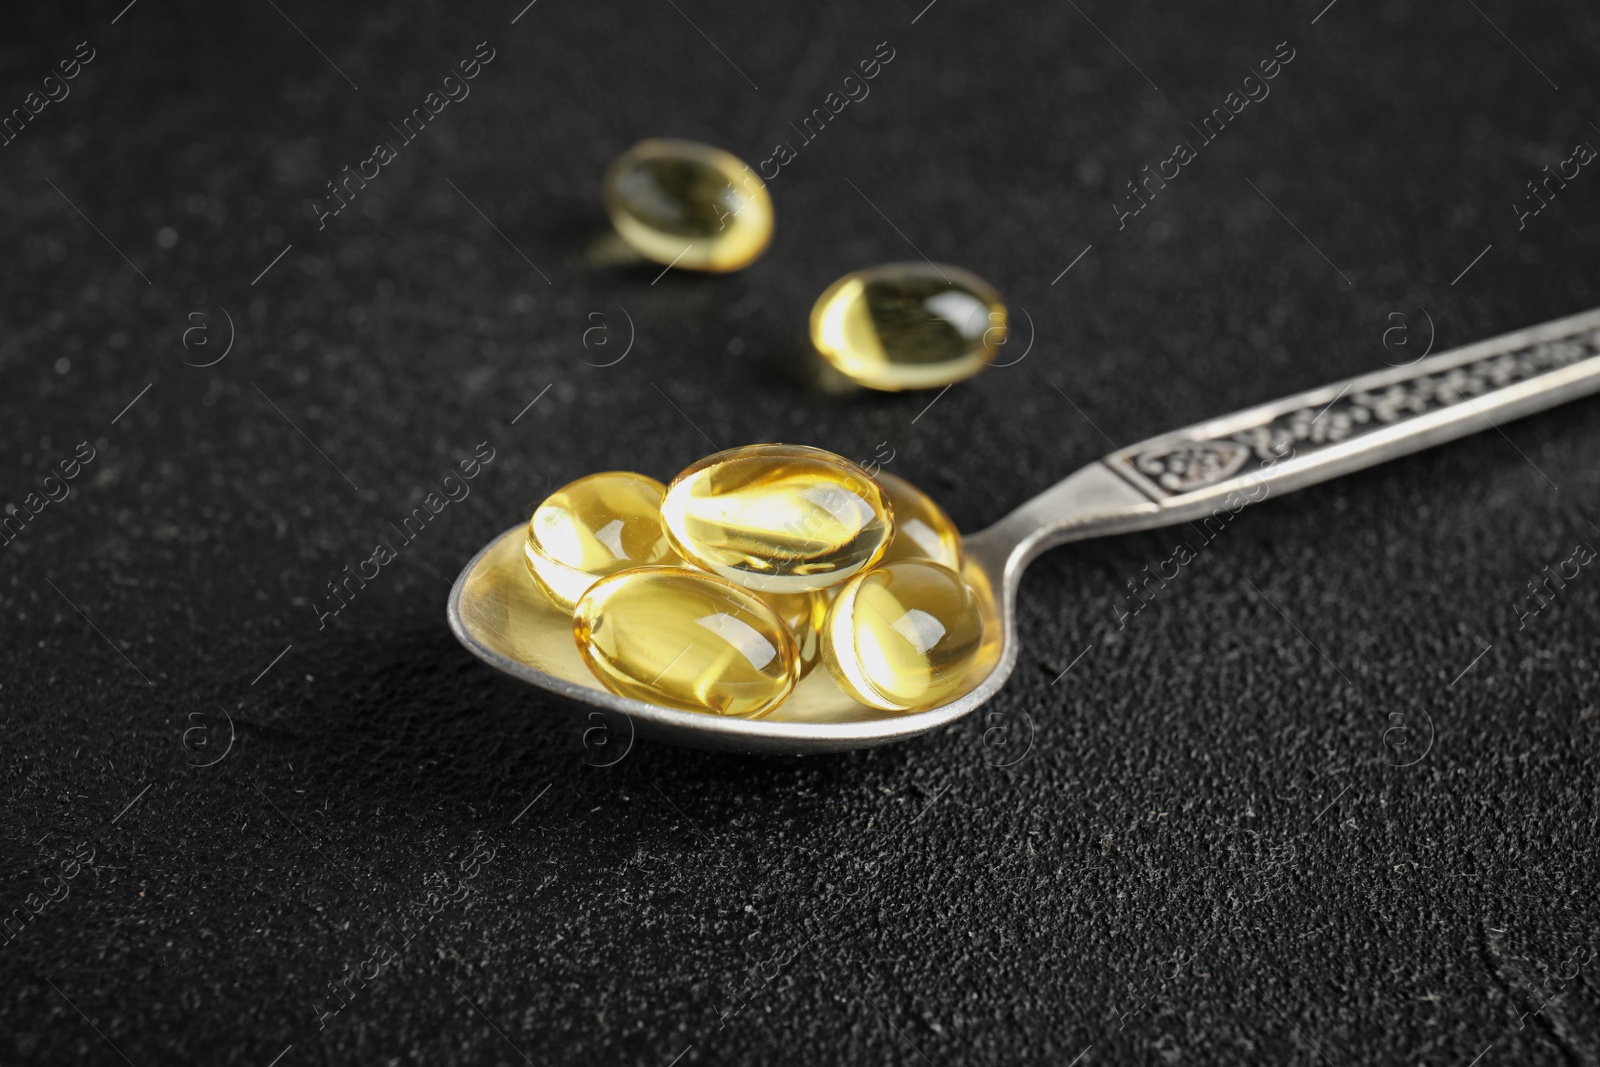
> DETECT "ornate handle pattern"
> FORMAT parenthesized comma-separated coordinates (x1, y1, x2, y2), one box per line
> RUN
(1104, 310, 1600, 502)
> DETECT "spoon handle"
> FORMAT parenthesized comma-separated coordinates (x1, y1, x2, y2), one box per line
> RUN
(997, 306, 1600, 563)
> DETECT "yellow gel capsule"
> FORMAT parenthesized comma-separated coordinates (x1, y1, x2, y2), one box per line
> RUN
(573, 566, 798, 718)
(764, 589, 832, 677)
(810, 262, 1007, 391)
(875, 471, 963, 570)
(524, 472, 677, 611)
(602, 138, 773, 272)
(660, 444, 893, 594)
(822, 559, 984, 712)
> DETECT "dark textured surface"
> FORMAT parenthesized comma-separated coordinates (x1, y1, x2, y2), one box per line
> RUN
(3, 1, 1599, 1064)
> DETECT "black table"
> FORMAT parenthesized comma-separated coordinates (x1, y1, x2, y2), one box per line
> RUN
(3, 1, 1598, 1064)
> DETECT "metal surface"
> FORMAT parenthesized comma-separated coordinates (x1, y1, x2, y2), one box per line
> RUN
(448, 307, 1600, 753)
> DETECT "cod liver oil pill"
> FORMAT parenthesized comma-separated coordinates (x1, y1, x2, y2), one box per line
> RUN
(810, 262, 1007, 391)
(822, 559, 984, 712)
(765, 590, 831, 676)
(602, 138, 773, 273)
(524, 472, 677, 611)
(660, 444, 893, 594)
(573, 566, 798, 718)
(875, 471, 963, 570)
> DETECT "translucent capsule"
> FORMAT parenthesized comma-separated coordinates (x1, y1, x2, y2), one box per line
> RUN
(573, 566, 798, 718)
(602, 138, 774, 273)
(764, 590, 831, 677)
(810, 262, 1007, 391)
(822, 559, 984, 712)
(660, 444, 893, 594)
(875, 471, 963, 570)
(524, 472, 677, 611)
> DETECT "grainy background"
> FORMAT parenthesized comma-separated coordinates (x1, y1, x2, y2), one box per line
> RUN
(2, 0, 1598, 1064)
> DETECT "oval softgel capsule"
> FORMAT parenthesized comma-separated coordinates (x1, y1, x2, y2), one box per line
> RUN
(602, 138, 773, 272)
(573, 566, 799, 718)
(822, 559, 984, 712)
(660, 444, 893, 594)
(524, 472, 678, 611)
(763, 589, 832, 677)
(875, 471, 964, 570)
(810, 262, 1007, 391)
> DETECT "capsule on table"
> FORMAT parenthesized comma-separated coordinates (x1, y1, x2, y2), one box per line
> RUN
(874, 471, 963, 570)
(822, 559, 985, 712)
(573, 566, 799, 718)
(524, 472, 678, 611)
(810, 262, 1007, 391)
(602, 138, 773, 272)
(660, 444, 893, 594)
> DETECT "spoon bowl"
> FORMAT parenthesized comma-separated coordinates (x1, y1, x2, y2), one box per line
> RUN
(447, 518, 1019, 752)
(449, 307, 1600, 752)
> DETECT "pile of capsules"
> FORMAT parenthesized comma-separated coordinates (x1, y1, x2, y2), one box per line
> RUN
(511, 138, 1008, 718)
(523, 444, 985, 719)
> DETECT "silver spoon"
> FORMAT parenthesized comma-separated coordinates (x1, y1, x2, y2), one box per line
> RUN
(449, 307, 1600, 753)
